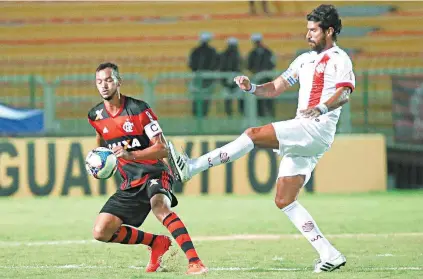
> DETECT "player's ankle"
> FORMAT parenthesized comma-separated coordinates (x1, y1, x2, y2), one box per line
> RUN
(188, 259, 203, 266)
(321, 250, 341, 260)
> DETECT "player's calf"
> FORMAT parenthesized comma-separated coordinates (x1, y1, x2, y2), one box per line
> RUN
(93, 215, 159, 246)
(151, 194, 205, 268)
(108, 225, 159, 245)
(162, 212, 207, 274)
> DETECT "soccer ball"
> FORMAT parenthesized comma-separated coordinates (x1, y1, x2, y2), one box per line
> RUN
(85, 147, 118, 179)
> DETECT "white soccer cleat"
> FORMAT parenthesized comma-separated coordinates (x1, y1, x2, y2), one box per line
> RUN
(167, 141, 192, 183)
(313, 254, 346, 273)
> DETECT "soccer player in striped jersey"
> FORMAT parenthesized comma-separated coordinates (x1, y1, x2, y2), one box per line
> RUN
(88, 62, 207, 275)
(168, 4, 354, 273)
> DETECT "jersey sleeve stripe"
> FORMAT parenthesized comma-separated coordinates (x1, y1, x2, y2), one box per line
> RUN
(281, 69, 298, 86)
(336, 82, 355, 92)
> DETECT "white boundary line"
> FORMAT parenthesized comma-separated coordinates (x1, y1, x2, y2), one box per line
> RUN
(1, 232, 422, 247)
(0, 265, 421, 271)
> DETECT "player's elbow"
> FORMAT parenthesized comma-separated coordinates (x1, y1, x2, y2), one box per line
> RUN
(271, 79, 287, 97)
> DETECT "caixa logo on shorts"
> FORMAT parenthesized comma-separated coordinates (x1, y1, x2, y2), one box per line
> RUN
(108, 138, 142, 150)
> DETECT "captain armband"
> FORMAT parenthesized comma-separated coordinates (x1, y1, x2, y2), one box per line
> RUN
(281, 68, 298, 87)
(144, 121, 163, 139)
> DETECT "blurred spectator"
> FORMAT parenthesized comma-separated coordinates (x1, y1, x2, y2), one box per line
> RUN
(188, 32, 219, 117)
(249, 1, 269, 15)
(410, 84, 423, 142)
(272, 2, 282, 14)
(247, 33, 276, 117)
(219, 37, 244, 116)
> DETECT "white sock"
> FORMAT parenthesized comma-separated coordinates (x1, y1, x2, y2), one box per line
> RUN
(282, 201, 340, 260)
(189, 133, 254, 176)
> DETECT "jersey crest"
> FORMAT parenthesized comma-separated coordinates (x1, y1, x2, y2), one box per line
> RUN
(122, 119, 134, 133)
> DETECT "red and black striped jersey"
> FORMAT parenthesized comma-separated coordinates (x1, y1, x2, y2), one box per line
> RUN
(87, 95, 170, 191)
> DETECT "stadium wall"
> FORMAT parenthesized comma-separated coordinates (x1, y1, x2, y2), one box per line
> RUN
(314, 134, 387, 193)
(0, 135, 386, 197)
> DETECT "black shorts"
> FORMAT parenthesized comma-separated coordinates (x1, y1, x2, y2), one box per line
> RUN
(100, 173, 178, 227)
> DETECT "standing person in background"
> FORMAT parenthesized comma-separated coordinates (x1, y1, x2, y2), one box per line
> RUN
(219, 37, 244, 116)
(249, 0, 270, 15)
(247, 33, 276, 117)
(188, 32, 219, 118)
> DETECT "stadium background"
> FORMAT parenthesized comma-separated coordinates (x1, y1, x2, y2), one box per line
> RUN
(1, 1, 423, 278)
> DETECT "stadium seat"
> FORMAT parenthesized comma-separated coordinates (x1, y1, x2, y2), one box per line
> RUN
(0, 0, 422, 132)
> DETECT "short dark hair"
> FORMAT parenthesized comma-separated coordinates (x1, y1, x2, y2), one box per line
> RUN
(307, 4, 342, 41)
(96, 62, 121, 80)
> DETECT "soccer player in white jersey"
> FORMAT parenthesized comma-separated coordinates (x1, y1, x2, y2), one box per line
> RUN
(168, 4, 354, 273)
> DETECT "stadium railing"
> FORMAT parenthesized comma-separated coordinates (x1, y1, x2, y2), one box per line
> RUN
(2, 68, 423, 144)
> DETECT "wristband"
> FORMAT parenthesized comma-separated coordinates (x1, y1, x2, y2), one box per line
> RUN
(243, 83, 257, 94)
(316, 103, 328, 114)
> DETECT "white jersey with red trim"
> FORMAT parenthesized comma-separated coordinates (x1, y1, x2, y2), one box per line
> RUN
(281, 43, 355, 144)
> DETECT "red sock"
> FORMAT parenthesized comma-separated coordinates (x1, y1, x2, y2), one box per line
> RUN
(163, 212, 200, 263)
(109, 225, 157, 246)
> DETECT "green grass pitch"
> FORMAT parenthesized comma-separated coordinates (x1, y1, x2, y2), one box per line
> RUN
(1, 191, 423, 279)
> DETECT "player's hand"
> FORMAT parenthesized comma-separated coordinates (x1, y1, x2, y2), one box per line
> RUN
(300, 107, 322, 119)
(112, 146, 132, 160)
(234, 75, 252, 91)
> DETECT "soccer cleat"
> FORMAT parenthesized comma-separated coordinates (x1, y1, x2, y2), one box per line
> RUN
(167, 141, 192, 183)
(145, 235, 171, 272)
(186, 261, 208, 275)
(313, 254, 346, 273)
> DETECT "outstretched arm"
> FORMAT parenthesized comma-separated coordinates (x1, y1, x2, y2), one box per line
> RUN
(234, 75, 290, 98)
(234, 55, 301, 98)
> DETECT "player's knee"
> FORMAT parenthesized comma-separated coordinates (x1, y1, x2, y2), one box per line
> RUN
(150, 194, 172, 221)
(151, 194, 169, 209)
(274, 196, 295, 209)
(92, 225, 111, 242)
(274, 177, 299, 209)
(151, 198, 166, 210)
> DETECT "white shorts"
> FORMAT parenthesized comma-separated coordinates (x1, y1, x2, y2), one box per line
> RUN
(271, 118, 330, 186)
